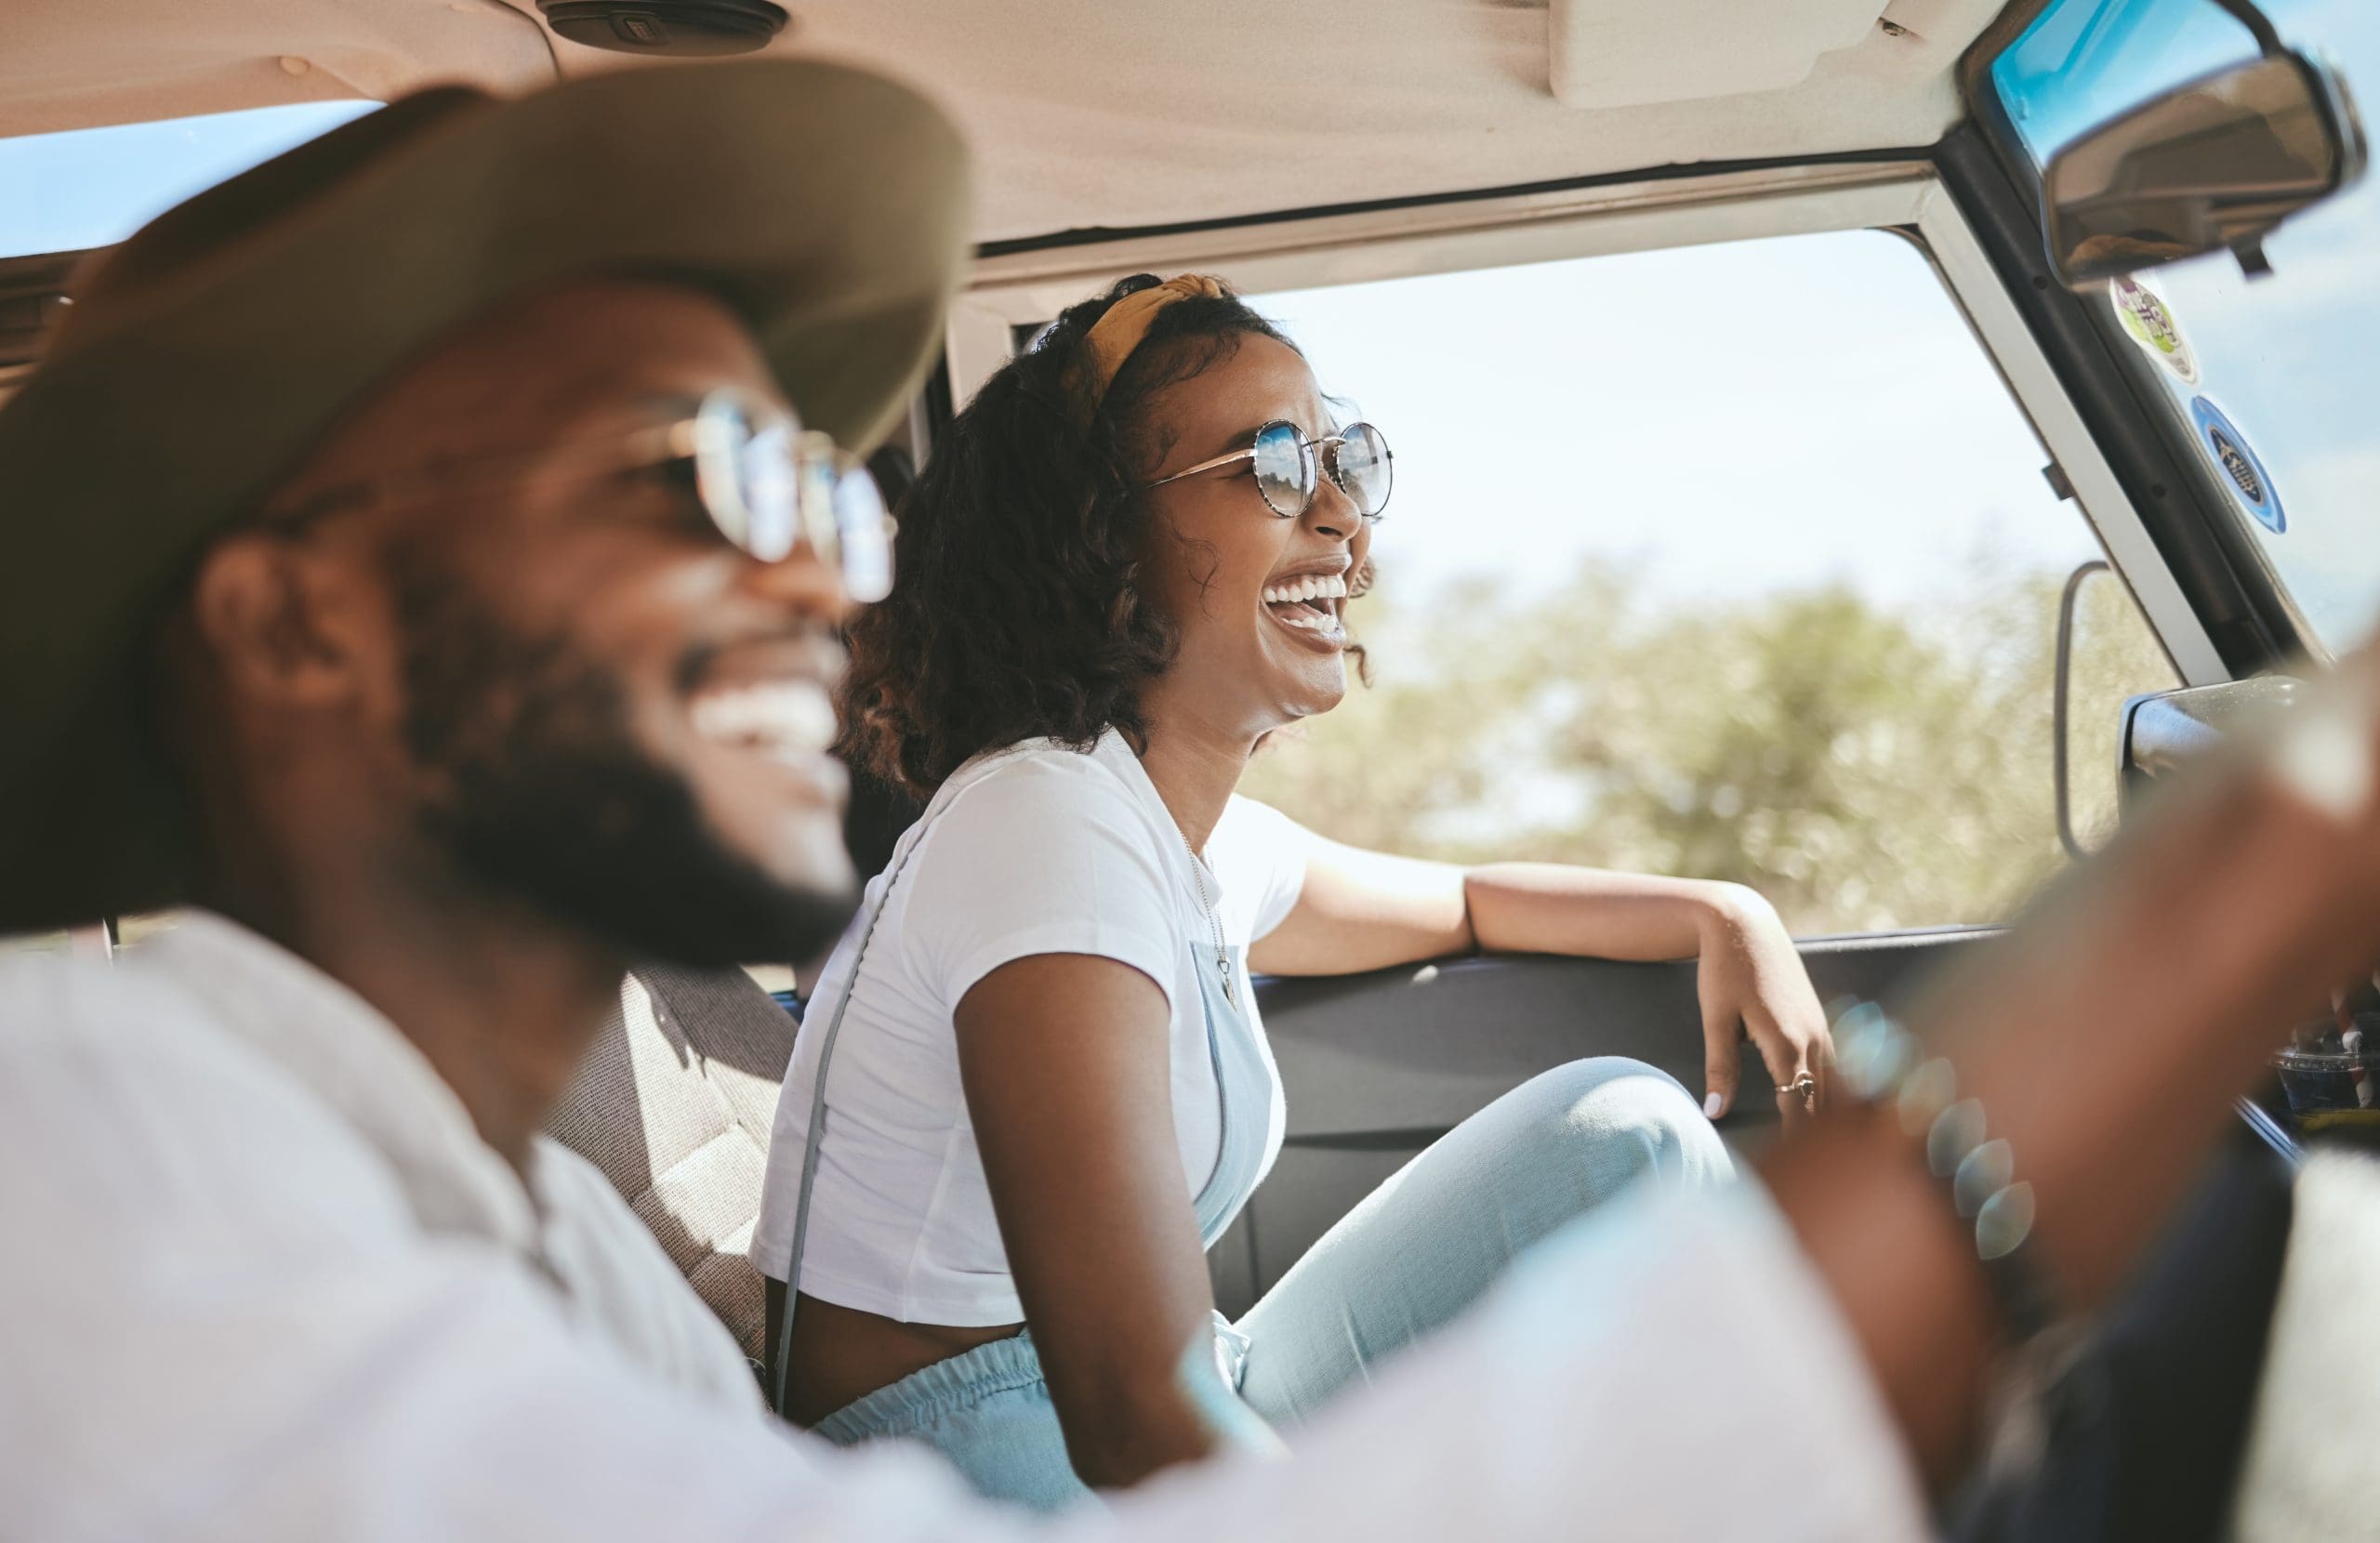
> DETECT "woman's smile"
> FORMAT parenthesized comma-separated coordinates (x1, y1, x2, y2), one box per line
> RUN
(1258, 558, 1351, 650)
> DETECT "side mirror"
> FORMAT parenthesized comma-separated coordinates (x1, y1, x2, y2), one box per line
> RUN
(2045, 51, 2367, 286)
(2120, 675, 2304, 797)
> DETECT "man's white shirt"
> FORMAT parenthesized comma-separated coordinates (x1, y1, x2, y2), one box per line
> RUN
(0, 912, 1928, 1541)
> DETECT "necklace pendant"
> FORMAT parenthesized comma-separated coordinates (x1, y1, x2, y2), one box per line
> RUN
(1217, 949, 1235, 1007)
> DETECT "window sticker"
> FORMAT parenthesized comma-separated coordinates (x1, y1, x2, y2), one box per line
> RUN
(2109, 275, 2200, 385)
(2189, 397, 2286, 534)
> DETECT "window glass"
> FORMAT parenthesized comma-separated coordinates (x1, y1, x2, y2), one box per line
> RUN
(1233, 230, 2178, 935)
(0, 100, 378, 258)
(1991, 0, 2380, 652)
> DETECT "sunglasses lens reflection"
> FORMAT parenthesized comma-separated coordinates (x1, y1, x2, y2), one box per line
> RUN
(834, 469, 893, 603)
(1333, 422, 1392, 519)
(732, 419, 800, 562)
(1250, 421, 1314, 518)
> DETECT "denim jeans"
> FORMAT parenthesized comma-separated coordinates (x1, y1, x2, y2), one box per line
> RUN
(810, 1057, 1735, 1510)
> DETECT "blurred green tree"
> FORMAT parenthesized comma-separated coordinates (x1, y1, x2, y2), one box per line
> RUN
(1239, 559, 2176, 936)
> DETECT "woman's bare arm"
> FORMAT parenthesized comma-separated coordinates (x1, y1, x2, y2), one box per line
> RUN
(1242, 837, 1471, 973)
(1250, 838, 1761, 978)
(955, 953, 1224, 1489)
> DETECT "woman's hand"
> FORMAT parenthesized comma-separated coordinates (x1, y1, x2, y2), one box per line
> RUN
(1693, 886, 1832, 1123)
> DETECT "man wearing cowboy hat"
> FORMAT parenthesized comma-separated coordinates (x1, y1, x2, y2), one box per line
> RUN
(0, 59, 1933, 1540)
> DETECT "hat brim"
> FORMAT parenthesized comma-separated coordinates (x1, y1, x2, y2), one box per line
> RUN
(0, 59, 971, 931)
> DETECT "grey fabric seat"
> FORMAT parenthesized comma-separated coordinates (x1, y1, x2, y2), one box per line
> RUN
(547, 966, 797, 1363)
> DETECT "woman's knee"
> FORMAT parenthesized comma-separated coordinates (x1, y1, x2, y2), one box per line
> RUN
(1505, 1057, 1734, 1189)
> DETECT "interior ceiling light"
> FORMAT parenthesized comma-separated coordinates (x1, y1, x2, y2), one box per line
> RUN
(536, 0, 789, 57)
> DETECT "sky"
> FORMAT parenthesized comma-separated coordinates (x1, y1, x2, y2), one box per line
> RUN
(0, 100, 377, 257)
(1252, 231, 2099, 613)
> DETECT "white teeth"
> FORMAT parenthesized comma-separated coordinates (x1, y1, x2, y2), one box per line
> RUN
(1261, 574, 1350, 606)
(690, 679, 838, 757)
(1268, 606, 1345, 636)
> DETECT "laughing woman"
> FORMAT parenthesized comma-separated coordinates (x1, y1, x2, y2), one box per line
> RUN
(753, 275, 1831, 1509)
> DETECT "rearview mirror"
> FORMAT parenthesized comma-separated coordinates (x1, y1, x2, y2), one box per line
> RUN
(2045, 52, 2367, 286)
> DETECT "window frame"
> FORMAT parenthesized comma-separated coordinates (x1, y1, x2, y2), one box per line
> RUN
(1952, 0, 2318, 671)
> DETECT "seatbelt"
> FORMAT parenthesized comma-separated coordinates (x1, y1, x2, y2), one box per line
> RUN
(768, 809, 941, 1416)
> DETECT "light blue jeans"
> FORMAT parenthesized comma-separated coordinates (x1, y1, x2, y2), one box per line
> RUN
(812, 1057, 1735, 1510)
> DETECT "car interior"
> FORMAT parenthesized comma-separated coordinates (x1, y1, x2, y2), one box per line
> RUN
(7, 1, 2371, 1536)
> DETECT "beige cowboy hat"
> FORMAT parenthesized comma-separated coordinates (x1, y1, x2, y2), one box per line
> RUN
(0, 59, 971, 931)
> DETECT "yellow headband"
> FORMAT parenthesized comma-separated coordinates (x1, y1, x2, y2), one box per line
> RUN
(1078, 273, 1230, 408)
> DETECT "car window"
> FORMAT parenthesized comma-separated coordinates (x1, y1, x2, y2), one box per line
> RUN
(1991, 0, 2380, 653)
(1232, 229, 2178, 936)
(0, 100, 378, 259)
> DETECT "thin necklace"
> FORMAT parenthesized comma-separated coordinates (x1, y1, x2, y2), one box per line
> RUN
(1178, 829, 1234, 1009)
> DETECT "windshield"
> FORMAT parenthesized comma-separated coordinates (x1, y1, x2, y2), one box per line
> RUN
(1990, 0, 2380, 654)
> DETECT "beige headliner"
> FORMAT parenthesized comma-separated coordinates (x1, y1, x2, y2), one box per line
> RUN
(6, 0, 2015, 246)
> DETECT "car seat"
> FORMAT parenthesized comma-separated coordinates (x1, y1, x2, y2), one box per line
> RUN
(546, 965, 798, 1361)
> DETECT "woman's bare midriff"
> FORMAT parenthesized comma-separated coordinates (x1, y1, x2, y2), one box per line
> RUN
(783, 1291, 1025, 1428)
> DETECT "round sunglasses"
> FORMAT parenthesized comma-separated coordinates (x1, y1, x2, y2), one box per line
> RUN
(1144, 419, 1394, 521)
(682, 390, 895, 602)
(263, 388, 896, 602)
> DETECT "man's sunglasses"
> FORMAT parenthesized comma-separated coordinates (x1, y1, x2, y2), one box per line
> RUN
(1144, 419, 1394, 521)
(265, 388, 896, 602)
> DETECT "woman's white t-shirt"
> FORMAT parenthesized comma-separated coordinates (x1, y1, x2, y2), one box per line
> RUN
(751, 730, 1313, 1326)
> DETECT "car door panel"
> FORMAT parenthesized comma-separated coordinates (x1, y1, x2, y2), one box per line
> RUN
(1210, 928, 1991, 1314)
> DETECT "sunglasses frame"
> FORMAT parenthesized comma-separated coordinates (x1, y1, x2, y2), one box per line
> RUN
(1143, 418, 1394, 521)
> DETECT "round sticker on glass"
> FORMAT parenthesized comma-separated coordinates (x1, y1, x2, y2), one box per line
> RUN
(2109, 275, 2200, 385)
(2189, 397, 2285, 534)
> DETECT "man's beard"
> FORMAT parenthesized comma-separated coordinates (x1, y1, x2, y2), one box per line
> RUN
(391, 560, 857, 970)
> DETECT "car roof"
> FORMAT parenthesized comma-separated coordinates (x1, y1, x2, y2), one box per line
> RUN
(6, 0, 2018, 247)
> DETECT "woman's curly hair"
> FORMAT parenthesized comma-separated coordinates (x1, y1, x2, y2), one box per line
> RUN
(841, 274, 1304, 798)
